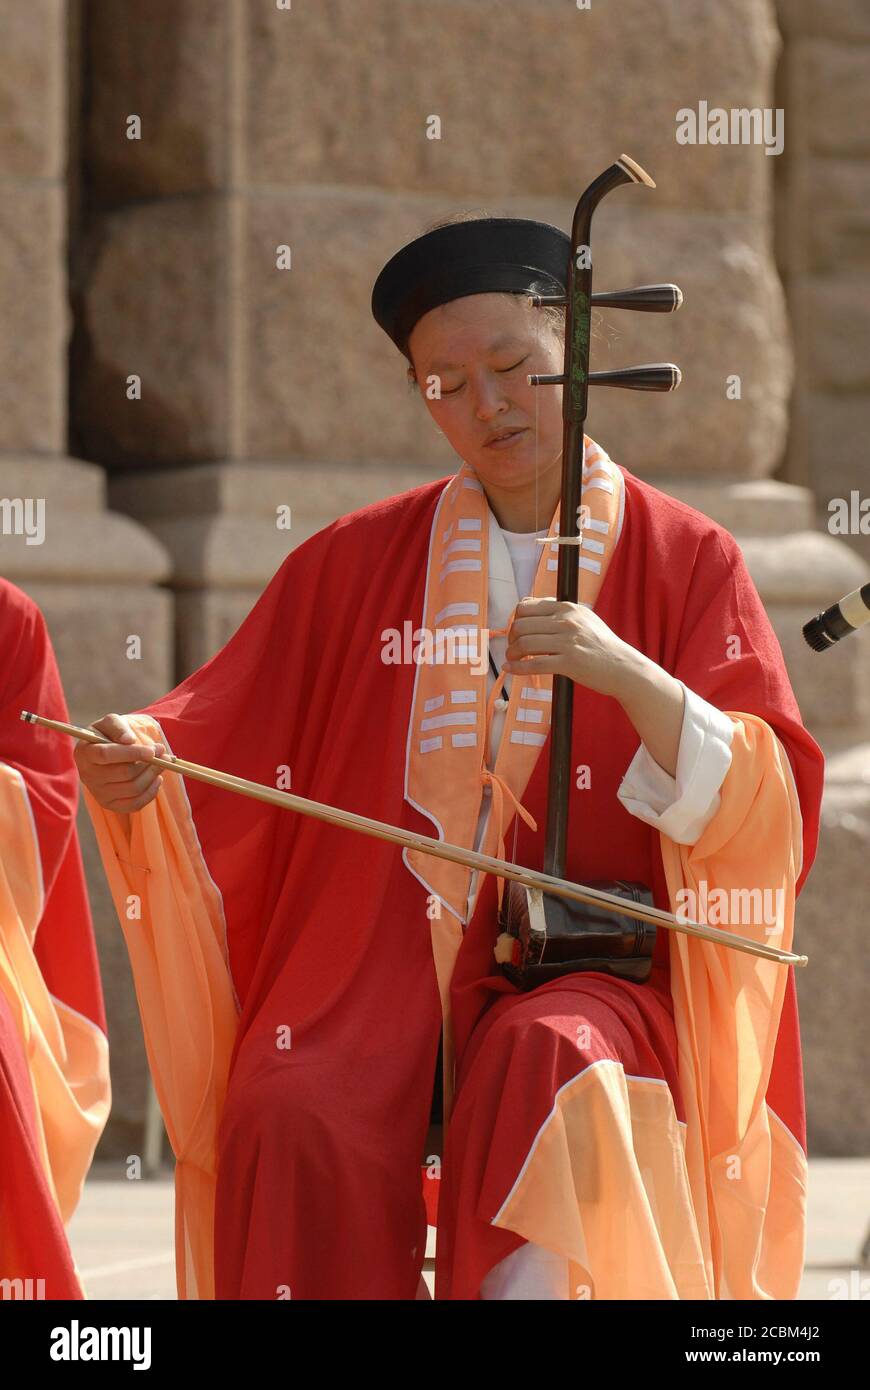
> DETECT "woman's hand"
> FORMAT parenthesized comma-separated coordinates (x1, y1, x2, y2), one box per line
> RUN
(503, 596, 639, 700)
(74, 713, 166, 813)
(503, 596, 686, 777)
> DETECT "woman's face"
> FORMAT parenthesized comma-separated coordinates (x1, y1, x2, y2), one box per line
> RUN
(407, 293, 564, 507)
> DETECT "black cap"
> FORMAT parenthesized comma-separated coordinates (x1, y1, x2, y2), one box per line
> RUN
(371, 217, 569, 361)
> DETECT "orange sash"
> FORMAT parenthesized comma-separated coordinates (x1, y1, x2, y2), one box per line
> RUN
(405, 436, 624, 1117)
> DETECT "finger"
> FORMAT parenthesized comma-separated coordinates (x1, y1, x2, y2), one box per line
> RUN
(91, 713, 138, 742)
(89, 741, 164, 766)
(506, 635, 567, 658)
(106, 778, 164, 813)
(89, 714, 165, 759)
(100, 763, 162, 792)
(508, 616, 566, 637)
(514, 597, 562, 618)
(504, 656, 560, 673)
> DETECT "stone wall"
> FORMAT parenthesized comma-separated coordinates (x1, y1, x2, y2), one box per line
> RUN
(775, 0, 870, 566)
(77, 0, 794, 484)
(772, 0, 870, 1153)
(0, 0, 172, 1158)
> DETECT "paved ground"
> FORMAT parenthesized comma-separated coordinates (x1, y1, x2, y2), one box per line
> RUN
(68, 1157, 870, 1300)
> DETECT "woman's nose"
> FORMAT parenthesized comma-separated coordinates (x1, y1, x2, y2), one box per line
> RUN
(473, 376, 511, 416)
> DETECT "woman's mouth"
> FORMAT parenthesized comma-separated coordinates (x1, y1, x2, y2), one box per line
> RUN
(485, 429, 528, 449)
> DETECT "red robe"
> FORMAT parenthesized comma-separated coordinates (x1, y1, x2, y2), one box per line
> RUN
(84, 461, 824, 1300)
(0, 580, 109, 1297)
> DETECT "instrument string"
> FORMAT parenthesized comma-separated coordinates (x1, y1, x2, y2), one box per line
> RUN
(534, 342, 539, 537)
(506, 811, 521, 930)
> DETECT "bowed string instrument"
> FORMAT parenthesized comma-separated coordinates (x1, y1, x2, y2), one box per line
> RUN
(497, 152, 687, 988)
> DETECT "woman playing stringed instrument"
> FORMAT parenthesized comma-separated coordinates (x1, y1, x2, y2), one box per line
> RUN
(73, 160, 824, 1301)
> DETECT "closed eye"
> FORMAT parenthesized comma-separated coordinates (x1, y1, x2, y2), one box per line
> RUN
(441, 356, 529, 396)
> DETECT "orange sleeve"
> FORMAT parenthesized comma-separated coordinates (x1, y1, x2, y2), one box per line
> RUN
(662, 711, 806, 1299)
(0, 764, 110, 1228)
(82, 713, 239, 1300)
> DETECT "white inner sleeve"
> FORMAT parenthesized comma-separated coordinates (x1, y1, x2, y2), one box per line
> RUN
(616, 683, 734, 846)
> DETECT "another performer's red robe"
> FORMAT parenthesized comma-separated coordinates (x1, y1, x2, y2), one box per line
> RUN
(0, 580, 110, 1298)
(84, 453, 824, 1300)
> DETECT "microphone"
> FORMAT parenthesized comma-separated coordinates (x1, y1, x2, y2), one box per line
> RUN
(803, 581, 870, 651)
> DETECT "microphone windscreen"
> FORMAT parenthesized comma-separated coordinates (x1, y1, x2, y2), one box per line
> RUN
(802, 616, 835, 652)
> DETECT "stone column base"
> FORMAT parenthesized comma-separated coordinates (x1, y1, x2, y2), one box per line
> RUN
(108, 459, 441, 672)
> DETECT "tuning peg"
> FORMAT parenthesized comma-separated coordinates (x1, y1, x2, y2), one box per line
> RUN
(529, 286, 682, 313)
(529, 364, 681, 390)
(590, 363, 681, 391)
(527, 372, 565, 385)
(591, 284, 682, 313)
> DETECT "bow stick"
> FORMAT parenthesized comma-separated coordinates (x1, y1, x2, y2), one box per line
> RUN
(20, 710, 807, 967)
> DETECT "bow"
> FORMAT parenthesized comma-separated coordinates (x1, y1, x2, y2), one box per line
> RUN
(20, 710, 806, 968)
